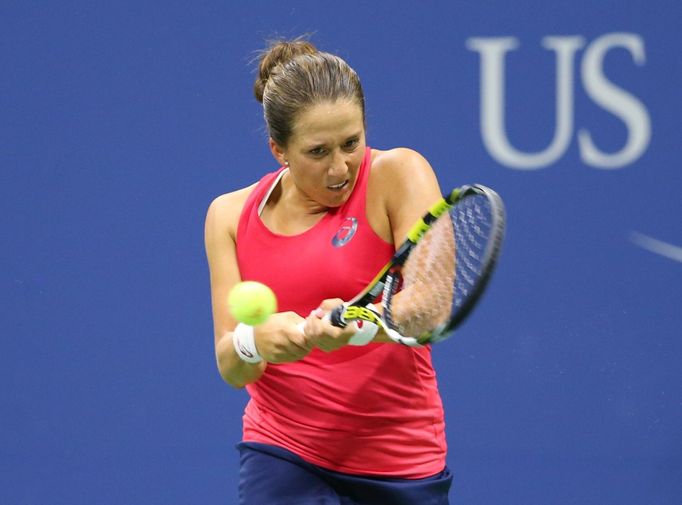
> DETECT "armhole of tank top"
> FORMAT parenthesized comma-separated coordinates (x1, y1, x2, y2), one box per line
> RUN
(363, 149, 393, 247)
(347, 146, 372, 218)
(257, 169, 288, 217)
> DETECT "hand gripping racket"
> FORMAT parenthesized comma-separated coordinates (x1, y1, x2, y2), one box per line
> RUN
(330, 184, 506, 346)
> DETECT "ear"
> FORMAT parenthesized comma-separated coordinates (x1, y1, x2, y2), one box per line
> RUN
(268, 138, 288, 167)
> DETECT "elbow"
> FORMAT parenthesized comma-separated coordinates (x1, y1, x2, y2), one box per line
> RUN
(220, 369, 248, 389)
(214, 333, 265, 388)
(216, 356, 247, 389)
(216, 353, 262, 389)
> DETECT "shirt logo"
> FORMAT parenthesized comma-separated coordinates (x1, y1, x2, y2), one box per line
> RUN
(238, 344, 254, 358)
(332, 217, 358, 248)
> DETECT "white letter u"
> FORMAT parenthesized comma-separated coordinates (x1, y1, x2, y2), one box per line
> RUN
(467, 36, 585, 170)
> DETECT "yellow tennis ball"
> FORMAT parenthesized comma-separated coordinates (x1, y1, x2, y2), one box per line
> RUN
(228, 281, 277, 326)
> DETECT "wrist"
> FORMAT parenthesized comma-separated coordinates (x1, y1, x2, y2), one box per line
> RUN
(347, 303, 380, 346)
(348, 320, 378, 345)
(232, 323, 263, 363)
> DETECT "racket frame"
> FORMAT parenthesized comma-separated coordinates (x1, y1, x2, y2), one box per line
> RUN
(330, 184, 505, 345)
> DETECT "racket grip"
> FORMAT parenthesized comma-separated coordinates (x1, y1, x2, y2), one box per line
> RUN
(329, 304, 347, 328)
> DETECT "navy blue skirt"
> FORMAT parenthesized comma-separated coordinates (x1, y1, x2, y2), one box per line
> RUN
(237, 442, 452, 505)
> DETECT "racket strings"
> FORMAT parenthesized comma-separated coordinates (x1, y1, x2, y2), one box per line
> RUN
(389, 214, 457, 340)
(387, 194, 495, 342)
(453, 195, 493, 310)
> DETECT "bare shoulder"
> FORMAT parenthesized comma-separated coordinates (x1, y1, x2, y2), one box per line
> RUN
(368, 147, 443, 246)
(369, 147, 441, 201)
(371, 147, 436, 179)
(205, 184, 256, 241)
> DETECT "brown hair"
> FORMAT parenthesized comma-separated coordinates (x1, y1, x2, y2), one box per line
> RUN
(253, 38, 366, 146)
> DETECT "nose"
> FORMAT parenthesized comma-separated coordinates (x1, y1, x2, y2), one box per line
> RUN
(328, 150, 350, 178)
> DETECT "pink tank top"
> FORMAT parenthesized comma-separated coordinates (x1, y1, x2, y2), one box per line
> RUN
(235, 147, 446, 477)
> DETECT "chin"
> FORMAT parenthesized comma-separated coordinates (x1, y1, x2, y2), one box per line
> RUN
(326, 189, 354, 208)
(323, 196, 348, 208)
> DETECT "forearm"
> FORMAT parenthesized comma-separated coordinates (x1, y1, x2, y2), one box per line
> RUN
(215, 332, 267, 388)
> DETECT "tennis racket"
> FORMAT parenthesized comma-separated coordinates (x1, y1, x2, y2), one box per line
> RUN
(330, 184, 506, 346)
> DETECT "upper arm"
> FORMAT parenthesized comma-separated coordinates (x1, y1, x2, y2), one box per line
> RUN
(373, 148, 442, 248)
(204, 191, 248, 346)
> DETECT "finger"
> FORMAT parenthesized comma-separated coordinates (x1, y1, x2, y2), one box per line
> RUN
(303, 311, 327, 334)
(318, 298, 344, 311)
(290, 331, 314, 352)
(315, 336, 337, 353)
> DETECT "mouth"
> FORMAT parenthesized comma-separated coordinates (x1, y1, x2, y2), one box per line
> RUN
(327, 180, 349, 191)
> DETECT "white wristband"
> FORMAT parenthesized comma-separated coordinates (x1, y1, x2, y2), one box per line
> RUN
(348, 319, 379, 346)
(232, 323, 263, 363)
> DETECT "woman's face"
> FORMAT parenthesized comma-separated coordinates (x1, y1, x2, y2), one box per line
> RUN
(274, 99, 366, 209)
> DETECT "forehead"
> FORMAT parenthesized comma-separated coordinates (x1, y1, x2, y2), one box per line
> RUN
(290, 100, 364, 144)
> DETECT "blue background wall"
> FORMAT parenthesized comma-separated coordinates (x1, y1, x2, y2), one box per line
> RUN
(2, 1, 680, 504)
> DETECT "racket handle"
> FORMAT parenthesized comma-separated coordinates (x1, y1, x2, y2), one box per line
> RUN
(329, 304, 347, 328)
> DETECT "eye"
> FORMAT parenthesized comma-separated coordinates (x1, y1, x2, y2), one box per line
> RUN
(309, 146, 327, 156)
(343, 138, 359, 150)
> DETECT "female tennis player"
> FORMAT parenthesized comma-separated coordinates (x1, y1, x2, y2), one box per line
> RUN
(204, 38, 453, 504)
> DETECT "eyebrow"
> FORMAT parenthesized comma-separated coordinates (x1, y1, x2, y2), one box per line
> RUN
(311, 132, 361, 145)
(301, 131, 362, 150)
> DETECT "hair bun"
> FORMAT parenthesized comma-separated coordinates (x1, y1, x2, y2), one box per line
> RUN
(253, 38, 318, 103)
